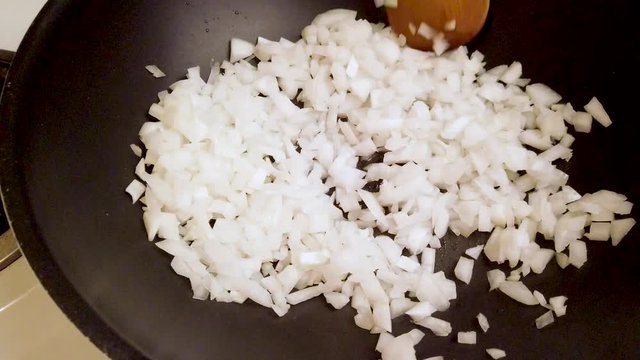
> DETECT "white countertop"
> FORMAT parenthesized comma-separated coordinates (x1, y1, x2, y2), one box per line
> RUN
(0, 1, 110, 359)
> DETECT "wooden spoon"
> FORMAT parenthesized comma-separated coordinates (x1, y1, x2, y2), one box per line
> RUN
(386, 0, 490, 50)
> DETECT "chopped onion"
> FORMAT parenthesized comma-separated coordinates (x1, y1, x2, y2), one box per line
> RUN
(457, 331, 477, 344)
(571, 111, 592, 133)
(610, 218, 636, 246)
(486, 348, 507, 359)
(444, 19, 457, 31)
(230, 38, 256, 63)
(535, 310, 555, 329)
(129, 9, 634, 358)
(414, 316, 452, 337)
(130, 144, 142, 157)
(465, 244, 484, 260)
(499, 281, 539, 305)
(487, 269, 506, 291)
(454, 256, 474, 284)
(568, 240, 587, 268)
(584, 96, 612, 127)
(145, 65, 166, 78)
(585, 222, 611, 241)
(125, 179, 145, 203)
(549, 296, 568, 317)
(477, 312, 490, 333)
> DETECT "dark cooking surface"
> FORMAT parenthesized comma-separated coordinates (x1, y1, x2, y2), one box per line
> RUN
(0, 0, 638, 359)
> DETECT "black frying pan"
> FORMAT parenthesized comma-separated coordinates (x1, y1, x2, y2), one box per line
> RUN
(1, 1, 639, 359)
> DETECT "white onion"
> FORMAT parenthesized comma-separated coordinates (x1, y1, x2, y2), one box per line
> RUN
(610, 218, 636, 246)
(568, 240, 587, 268)
(464, 244, 484, 260)
(549, 295, 568, 317)
(454, 256, 474, 284)
(125, 180, 145, 203)
(457, 331, 477, 344)
(584, 96, 612, 127)
(477, 312, 490, 333)
(145, 65, 166, 78)
(414, 316, 452, 337)
(535, 310, 555, 329)
(128, 8, 635, 358)
(498, 281, 539, 305)
(486, 348, 507, 359)
(487, 269, 506, 291)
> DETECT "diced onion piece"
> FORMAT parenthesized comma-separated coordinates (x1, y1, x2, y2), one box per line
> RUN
(487, 269, 506, 291)
(407, 329, 425, 345)
(465, 244, 484, 260)
(526, 83, 561, 107)
(145, 65, 166, 78)
(406, 301, 437, 321)
(571, 111, 592, 133)
(125, 179, 146, 203)
(556, 253, 570, 269)
(230, 38, 255, 63)
(585, 222, 611, 241)
(454, 256, 474, 284)
(610, 218, 636, 246)
(378, 331, 417, 360)
(499, 281, 539, 305)
(130, 144, 143, 157)
(417, 22, 436, 40)
(432, 33, 449, 56)
(324, 292, 350, 309)
(568, 240, 587, 268)
(415, 316, 452, 337)
(535, 310, 555, 329)
(500, 62, 522, 84)
(408, 22, 417, 36)
(425, 357, 444, 360)
(457, 331, 477, 344)
(549, 296, 568, 317)
(486, 348, 507, 359)
(477, 313, 490, 333)
(584, 96, 612, 127)
(373, 0, 385, 8)
(533, 290, 549, 308)
(444, 19, 457, 31)
(384, 0, 398, 8)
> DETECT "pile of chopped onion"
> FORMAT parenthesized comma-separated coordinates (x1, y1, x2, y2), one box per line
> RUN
(127, 9, 635, 359)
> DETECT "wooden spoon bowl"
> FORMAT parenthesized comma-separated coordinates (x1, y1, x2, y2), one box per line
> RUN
(386, 0, 490, 50)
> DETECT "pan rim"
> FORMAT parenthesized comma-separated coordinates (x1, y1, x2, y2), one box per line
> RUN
(0, 1, 147, 359)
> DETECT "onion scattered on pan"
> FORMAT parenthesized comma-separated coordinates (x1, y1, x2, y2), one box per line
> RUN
(144, 65, 166, 78)
(130, 8, 635, 359)
(486, 348, 507, 359)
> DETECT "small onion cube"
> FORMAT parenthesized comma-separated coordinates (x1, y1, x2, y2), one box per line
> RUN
(145, 65, 166, 78)
(499, 281, 539, 305)
(454, 256, 474, 284)
(457, 331, 477, 345)
(464, 244, 484, 260)
(415, 316, 452, 337)
(584, 96, 612, 127)
(611, 218, 636, 246)
(549, 296, 568, 317)
(125, 180, 146, 203)
(486, 348, 507, 359)
(535, 310, 555, 329)
(477, 313, 490, 333)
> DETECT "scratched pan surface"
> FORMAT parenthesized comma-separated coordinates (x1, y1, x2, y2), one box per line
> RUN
(0, 0, 638, 359)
